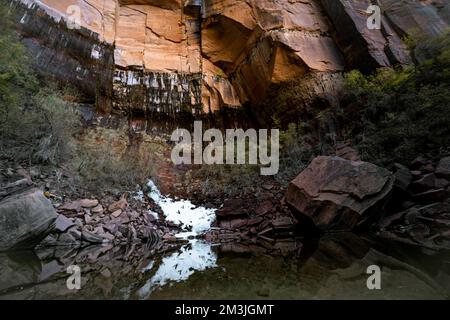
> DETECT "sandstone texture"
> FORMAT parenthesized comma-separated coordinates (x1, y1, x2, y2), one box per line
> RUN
(286, 156, 395, 231)
(0, 188, 57, 251)
(201, 0, 346, 111)
(12, 0, 450, 114)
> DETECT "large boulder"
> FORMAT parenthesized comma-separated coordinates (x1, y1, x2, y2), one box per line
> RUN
(286, 156, 394, 231)
(0, 188, 57, 251)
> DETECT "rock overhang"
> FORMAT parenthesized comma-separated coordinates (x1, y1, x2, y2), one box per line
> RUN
(10, 0, 450, 116)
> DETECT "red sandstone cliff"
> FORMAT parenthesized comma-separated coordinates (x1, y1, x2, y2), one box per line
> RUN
(12, 0, 450, 115)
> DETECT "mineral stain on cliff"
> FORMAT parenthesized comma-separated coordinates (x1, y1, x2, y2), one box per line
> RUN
(10, 0, 115, 112)
(11, 0, 448, 119)
(113, 68, 202, 115)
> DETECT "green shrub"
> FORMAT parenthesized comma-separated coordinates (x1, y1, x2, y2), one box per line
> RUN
(343, 31, 450, 165)
(0, 4, 80, 165)
(189, 123, 316, 196)
(0, 88, 80, 164)
(0, 3, 37, 109)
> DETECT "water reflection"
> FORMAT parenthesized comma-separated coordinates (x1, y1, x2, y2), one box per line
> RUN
(147, 180, 216, 238)
(138, 240, 217, 299)
(0, 234, 449, 300)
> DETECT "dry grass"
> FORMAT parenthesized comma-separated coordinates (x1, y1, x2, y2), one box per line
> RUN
(69, 126, 164, 193)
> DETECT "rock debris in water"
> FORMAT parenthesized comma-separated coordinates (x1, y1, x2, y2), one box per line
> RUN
(147, 180, 216, 238)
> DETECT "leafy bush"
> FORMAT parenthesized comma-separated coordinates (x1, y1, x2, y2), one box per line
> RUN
(67, 127, 158, 192)
(343, 31, 450, 165)
(0, 5, 80, 165)
(0, 3, 37, 109)
(32, 90, 80, 163)
(0, 88, 80, 164)
(189, 123, 317, 196)
(190, 139, 262, 197)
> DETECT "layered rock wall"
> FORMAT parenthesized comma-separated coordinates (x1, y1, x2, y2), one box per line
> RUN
(10, 0, 450, 116)
(202, 0, 345, 109)
(13, 0, 204, 114)
(320, 0, 449, 71)
(11, 0, 115, 112)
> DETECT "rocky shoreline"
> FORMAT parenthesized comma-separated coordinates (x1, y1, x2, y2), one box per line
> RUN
(1, 146, 450, 253)
(203, 149, 450, 251)
(0, 165, 187, 252)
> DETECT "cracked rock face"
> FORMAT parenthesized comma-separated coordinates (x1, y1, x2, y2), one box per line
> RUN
(201, 0, 346, 110)
(319, 0, 449, 71)
(286, 156, 395, 231)
(0, 188, 57, 251)
(12, 0, 450, 114)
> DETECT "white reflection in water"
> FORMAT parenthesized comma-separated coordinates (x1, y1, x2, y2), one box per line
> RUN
(138, 240, 217, 299)
(146, 180, 216, 237)
(137, 180, 218, 298)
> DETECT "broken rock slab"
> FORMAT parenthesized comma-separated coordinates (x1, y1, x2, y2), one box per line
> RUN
(0, 188, 57, 251)
(286, 156, 394, 231)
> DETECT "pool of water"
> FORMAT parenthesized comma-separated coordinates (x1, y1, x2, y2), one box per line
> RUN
(1, 234, 449, 300)
(146, 180, 216, 238)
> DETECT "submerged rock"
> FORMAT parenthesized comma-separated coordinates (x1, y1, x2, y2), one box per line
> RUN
(286, 156, 394, 231)
(379, 200, 450, 250)
(0, 188, 57, 251)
